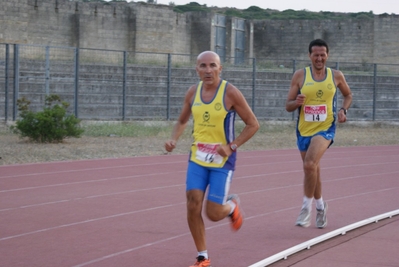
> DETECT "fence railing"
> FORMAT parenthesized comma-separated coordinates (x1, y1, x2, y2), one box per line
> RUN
(1, 43, 398, 122)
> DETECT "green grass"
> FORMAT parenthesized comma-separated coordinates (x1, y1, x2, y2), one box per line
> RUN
(2, 119, 398, 144)
(79, 120, 298, 141)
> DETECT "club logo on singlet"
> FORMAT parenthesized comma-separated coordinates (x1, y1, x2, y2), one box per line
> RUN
(203, 111, 210, 122)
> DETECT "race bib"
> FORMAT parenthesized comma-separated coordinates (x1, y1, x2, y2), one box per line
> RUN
(304, 105, 327, 122)
(195, 142, 223, 164)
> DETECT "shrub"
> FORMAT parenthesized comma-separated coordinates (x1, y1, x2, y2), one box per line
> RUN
(11, 95, 84, 143)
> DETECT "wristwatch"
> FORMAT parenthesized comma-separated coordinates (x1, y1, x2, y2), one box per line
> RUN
(340, 108, 347, 115)
(229, 143, 238, 152)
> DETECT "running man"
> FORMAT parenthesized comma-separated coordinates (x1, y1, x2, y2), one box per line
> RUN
(165, 51, 259, 267)
(285, 39, 353, 228)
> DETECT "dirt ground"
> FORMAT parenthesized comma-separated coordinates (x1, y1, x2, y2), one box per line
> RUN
(1, 121, 398, 166)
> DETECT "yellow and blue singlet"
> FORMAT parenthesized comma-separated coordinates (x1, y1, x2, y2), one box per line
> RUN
(297, 67, 338, 137)
(189, 80, 236, 170)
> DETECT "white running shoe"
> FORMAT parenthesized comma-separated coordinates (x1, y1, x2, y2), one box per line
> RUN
(316, 201, 328, 229)
(296, 207, 311, 227)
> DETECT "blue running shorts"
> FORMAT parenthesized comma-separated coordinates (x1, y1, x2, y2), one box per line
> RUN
(297, 130, 335, 152)
(186, 161, 234, 204)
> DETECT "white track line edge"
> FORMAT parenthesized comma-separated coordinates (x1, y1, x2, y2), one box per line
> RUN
(248, 209, 399, 267)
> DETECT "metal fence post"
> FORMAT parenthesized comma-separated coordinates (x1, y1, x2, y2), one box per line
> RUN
(13, 44, 20, 121)
(122, 51, 127, 120)
(74, 47, 79, 118)
(167, 53, 171, 120)
(45, 46, 50, 95)
(5, 44, 9, 122)
(372, 63, 377, 121)
(252, 57, 256, 111)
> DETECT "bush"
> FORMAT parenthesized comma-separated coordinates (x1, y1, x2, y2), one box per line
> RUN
(11, 95, 84, 143)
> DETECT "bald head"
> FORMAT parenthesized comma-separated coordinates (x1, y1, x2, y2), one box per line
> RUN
(197, 51, 221, 66)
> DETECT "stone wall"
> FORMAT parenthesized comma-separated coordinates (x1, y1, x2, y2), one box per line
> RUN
(252, 18, 376, 63)
(1, 0, 399, 64)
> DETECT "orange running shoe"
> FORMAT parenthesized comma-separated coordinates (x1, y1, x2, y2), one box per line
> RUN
(227, 194, 243, 231)
(189, 256, 211, 267)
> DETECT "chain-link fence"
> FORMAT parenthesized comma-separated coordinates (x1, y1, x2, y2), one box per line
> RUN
(1, 43, 398, 122)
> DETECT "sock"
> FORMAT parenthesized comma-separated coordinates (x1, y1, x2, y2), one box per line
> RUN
(198, 250, 208, 259)
(302, 196, 313, 210)
(315, 197, 324, 210)
(227, 200, 236, 215)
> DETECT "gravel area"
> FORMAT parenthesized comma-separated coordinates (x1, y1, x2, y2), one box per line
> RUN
(1, 121, 398, 166)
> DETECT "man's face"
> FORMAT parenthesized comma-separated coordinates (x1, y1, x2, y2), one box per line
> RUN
(309, 46, 328, 70)
(196, 52, 222, 85)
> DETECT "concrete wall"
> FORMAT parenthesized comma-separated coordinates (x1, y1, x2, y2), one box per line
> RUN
(134, 4, 191, 54)
(1, 0, 399, 64)
(0, 0, 30, 44)
(189, 11, 213, 55)
(373, 15, 399, 64)
(251, 18, 376, 63)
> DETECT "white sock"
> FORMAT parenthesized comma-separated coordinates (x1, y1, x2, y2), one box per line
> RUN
(315, 197, 324, 210)
(198, 250, 208, 259)
(227, 200, 236, 215)
(302, 196, 313, 210)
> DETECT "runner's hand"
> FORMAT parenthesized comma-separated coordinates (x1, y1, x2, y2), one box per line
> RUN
(338, 110, 347, 123)
(165, 140, 177, 152)
(296, 94, 306, 106)
(217, 144, 233, 158)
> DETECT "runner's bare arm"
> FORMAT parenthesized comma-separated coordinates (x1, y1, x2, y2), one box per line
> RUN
(165, 86, 195, 152)
(333, 70, 353, 123)
(286, 69, 305, 112)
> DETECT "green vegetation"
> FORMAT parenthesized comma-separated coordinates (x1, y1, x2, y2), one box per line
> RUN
(82, 0, 107, 2)
(81, 120, 296, 141)
(173, 2, 375, 20)
(11, 95, 84, 143)
(74, 1, 379, 20)
(173, 2, 209, 13)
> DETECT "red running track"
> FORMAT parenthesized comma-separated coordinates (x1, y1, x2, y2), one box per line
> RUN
(0, 145, 398, 267)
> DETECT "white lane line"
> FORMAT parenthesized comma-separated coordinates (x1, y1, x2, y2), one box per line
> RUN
(71, 188, 399, 267)
(1, 168, 398, 212)
(1, 146, 397, 179)
(0, 170, 186, 193)
(0, 184, 184, 212)
(0, 160, 188, 179)
(2, 159, 398, 194)
(0, 202, 185, 242)
(1, 186, 397, 244)
(72, 232, 192, 267)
